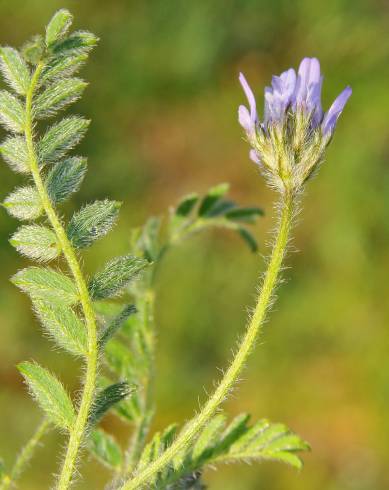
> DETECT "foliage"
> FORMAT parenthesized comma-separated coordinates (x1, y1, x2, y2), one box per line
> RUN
(0, 8, 314, 490)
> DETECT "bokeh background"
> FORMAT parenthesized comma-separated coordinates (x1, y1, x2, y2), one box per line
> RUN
(0, 0, 388, 489)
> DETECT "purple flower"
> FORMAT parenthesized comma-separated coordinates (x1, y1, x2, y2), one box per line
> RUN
(238, 57, 351, 139)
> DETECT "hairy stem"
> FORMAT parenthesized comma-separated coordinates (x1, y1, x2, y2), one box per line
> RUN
(25, 63, 99, 490)
(119, 190, 296, 489)
(0, 419, 50, 490)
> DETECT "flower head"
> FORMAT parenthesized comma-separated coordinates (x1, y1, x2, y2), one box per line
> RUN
(238, 57, 351, 191)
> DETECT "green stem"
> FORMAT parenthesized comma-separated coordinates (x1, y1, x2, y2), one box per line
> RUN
(25, 63, 99, 490)
(124, 289, 156, 473)
(120, 190, 296, 490)
(0, 419, 50, 490)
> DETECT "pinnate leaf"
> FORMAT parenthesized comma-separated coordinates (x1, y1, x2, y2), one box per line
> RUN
(226, 207, 264, 223)
(45, 9, 73, 47)
(89, 382, 133, 426)
(22, 35, 45, 65)
(89, 255, 148, 300)
(18, 361, 75, 430)
(1, 135, 29, 173)
(3, 186, 42, 221)
(40, 53, 88, 85)
(11, 267, 79, 305)
(238, 227, 258, 252)
(10, 224, 61, 262)
(34, 78, 87, 119)
(99, 304, 137, 349)
(89, 429, 123, 469)
(46, 157, 87, 203)
(0, 90, 25, 133)
(0, 47, 30, 95)
(33, 300, 87, 356)
(175, 193, 199, 217)
(38, 116, 90, 165)
(198, 183, 229, 216)
(67, 200, 121, 249)
(50, 31, 98, 57)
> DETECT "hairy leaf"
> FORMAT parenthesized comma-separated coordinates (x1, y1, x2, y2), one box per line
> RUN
(89, 382, 133, 426)
(50, 30, 98, 56)
(0, 135, 29, 173)
(99, 304, 137, 349)
(223, 419, 310, 469)
(192, 415, 226, 462)
(0, 90, 25, 133)
(89, 255, 147, 300)
(40, 53, 88, 85)
(18, 361, 75, 430)
(38, 116, 90, 165)
(152, 415, 309, 488)
(45, 9, 73, 47)
(33, 300, 87, 356)
(34, 78, 87, 119)
(198, 183, 229, 216)
(89, 429, 122, 469)
(3, 186, 42, 221)
(46, 157, 87, 203)
(67, 200, 121, 249)
(10, 224, 61, 262)
(11, 267, 79, 305)
(22, 35, 45, 65)
(0, 47, 30, 95)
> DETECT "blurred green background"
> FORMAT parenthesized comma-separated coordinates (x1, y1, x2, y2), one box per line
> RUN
(0, 0, 388, 488)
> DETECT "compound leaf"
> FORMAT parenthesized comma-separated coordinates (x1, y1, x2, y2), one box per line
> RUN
(18, 361, 75, 430)
(67, 200, 121, 249)
(198, 183, 229, 217)
(0, 135, 29, 173)
(34, 78, 87, 119)
(89, 429, 123, 469)
(99, 304, 137, 349)
(50, 31, 98, 57)
(10, 224, 61, 262)
(38, 116, 90, 165)
(11, 267, 79, 305)
(3, 186, 42, 221)
(89, 255, 148, 301)
(89, 382, 134, 427)
(45, 9, 73, 47)
(0, 90, 25, 133)
(0, 47, 30, 96)
(33, 300, 87, 356)
(46, 156, 87, 203)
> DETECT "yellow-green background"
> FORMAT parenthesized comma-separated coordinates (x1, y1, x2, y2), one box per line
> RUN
(0, 1, 388, 489)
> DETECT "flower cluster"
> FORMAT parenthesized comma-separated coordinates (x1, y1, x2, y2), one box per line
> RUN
(239, 57, 351, 192)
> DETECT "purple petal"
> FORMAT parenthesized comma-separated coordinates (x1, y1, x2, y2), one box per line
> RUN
(295, 57, 321, 105)
(238, 105, 254, 134)
(307, 75, 324, 127)
(249, 149, 261, 165)
(322, 86, 352, 136)
(239, 72, 257, 124)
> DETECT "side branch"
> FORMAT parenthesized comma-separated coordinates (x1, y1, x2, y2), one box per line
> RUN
(120, 190, 296, 490)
